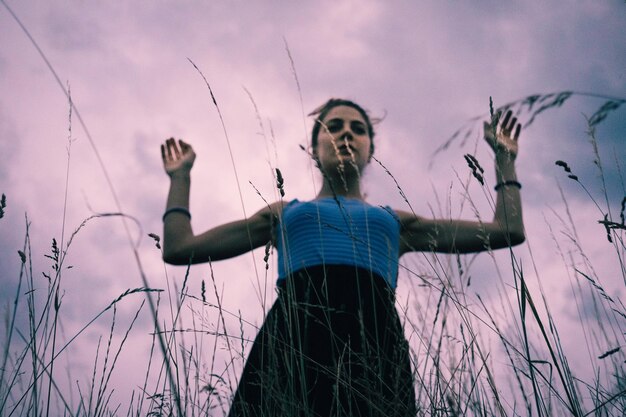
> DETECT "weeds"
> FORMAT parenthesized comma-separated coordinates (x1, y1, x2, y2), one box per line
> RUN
(4, 126, 623, 414)
(432, 91, 625, 166)
(1, 3, 625, 413)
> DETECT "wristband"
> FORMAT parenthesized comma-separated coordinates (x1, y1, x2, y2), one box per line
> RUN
(494, 181, 522, 191)
(163, 207, 191, 222)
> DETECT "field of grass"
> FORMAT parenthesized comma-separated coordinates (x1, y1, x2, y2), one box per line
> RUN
(1, 4, 624, 413)
(1, 91, 625, 416)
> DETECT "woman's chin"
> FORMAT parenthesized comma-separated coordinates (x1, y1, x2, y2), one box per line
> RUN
(321, 159, 365, 177)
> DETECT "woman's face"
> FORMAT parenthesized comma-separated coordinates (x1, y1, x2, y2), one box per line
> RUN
(314, 105, 372, 174)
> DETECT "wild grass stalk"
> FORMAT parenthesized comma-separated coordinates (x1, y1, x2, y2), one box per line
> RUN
(4, 151, 625, 414)
(2, 5, 626, 412)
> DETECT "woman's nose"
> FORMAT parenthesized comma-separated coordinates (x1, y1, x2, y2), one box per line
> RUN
(339, 127, 353, 140)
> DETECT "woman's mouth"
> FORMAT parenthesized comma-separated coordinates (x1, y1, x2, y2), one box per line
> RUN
(337, 145, 353, 153)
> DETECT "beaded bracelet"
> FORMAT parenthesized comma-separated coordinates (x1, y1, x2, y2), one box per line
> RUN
(163, 207, 191, 222)
(494, 180, 522, 191)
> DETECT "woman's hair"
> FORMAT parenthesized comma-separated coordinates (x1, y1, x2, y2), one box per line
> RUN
(308, 98, 376, 157)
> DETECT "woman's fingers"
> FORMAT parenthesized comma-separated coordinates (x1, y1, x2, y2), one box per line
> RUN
(500, 111, 512, 132)
(513, 123, 521, 141)
(162, 137, 195, 171)
(496, 110, 522, 141)
(163, 137, 186, 161)
(499, 110, 519, 135)
(483, 109, 522, 161)
(161, 143, 167, 162)
(171, 139, 181, 159)
(179, 139, 191, 154)
(508, 116, 518, 133)
(165, 137, 176, 161)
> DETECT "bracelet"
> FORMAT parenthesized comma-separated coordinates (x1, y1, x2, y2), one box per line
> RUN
(162, 207, 191, 222)
(494, 180, 522, 191)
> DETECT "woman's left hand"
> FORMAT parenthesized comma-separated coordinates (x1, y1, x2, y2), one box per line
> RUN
(483, 110, 521, 161)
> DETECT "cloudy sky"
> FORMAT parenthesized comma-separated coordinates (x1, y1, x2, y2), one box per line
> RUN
(1, 1, 625, 414)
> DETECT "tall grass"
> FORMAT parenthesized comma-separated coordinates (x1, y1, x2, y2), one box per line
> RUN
(1, 98, 624, 415)
(2, 3, 625, 413)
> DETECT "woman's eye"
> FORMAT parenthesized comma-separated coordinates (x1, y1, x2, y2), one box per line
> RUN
(351, 123, 366, 135)
(327, 122, 343, 133)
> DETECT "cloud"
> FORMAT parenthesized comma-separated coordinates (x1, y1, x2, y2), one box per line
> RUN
(1, 0, 624, 413)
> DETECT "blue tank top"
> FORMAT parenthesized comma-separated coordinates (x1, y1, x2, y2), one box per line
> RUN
(275, 196, 401, 288)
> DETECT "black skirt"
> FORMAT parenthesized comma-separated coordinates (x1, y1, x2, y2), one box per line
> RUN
(228, 265, 416, 417)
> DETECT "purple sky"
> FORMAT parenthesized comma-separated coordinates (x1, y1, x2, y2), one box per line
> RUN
(1, 1, 625, 414)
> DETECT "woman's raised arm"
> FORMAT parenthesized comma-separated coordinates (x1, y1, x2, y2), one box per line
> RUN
(398, 110, 525, 255)
(160, 138, 278, 265)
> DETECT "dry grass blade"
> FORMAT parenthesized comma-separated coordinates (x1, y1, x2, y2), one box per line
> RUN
(433, 91, 626, 162)
(588, 100, 624, 128)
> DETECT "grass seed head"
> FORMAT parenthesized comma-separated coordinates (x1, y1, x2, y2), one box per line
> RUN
(0, 193, 5, 219)
(464, 154, 485, 185)
(54, 290, 60, 311)
(263, 241, 271, 270)
(275, 168, 285, 197)
(598, 346, 620, 359)
(555, 160, 580, 182)
(148, 232, 161, 249)
(555, 160, 571, 172)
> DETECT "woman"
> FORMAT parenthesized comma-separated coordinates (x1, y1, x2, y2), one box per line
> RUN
(160, 98, 524, 416)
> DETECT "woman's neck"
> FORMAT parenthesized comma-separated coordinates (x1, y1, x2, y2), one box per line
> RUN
(317, 174, 363, 200)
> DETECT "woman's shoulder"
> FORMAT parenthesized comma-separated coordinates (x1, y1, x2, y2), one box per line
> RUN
(393, 208, 431, 229)
(254, 199, 298, 220)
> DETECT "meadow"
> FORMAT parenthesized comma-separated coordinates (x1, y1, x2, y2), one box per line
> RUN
(1, 87, 625, 416)
(1, 3, 625, 415)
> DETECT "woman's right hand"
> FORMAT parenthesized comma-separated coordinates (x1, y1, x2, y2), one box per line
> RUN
(483, 110, 521, 162)
(161, 138, 196, 177)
